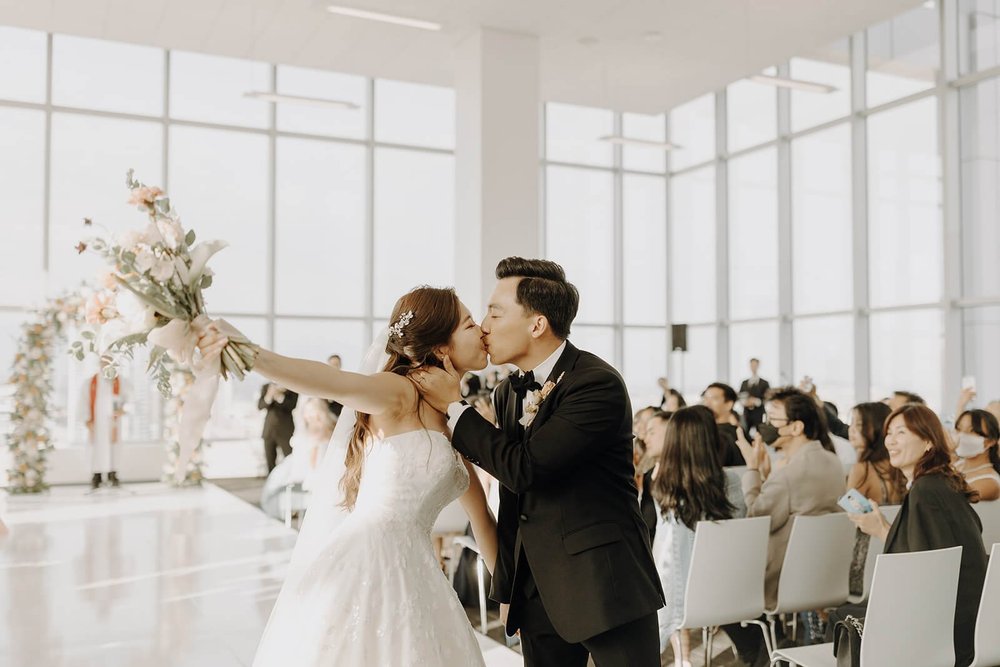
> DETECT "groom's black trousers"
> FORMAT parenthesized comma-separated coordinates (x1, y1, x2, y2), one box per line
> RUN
(516, 588, 659, 667)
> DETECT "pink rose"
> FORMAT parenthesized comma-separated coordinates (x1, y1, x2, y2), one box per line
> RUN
(85, 290, 118, 326)
(127, 186, 164, 209)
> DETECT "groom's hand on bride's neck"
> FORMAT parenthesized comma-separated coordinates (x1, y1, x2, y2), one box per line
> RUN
(413, 356, 461, 413)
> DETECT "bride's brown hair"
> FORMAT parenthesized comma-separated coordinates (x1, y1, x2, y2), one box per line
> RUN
(339, 286, 462, 511)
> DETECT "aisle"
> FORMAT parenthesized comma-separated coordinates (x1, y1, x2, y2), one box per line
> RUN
(0, 483, 521, 666)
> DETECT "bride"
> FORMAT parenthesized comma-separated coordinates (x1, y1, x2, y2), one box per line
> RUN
(198, 286, 498, 666)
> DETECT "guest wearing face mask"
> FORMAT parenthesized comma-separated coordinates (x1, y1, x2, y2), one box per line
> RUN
(954, 409, 1000, 501)
(721, 387, 845, 667)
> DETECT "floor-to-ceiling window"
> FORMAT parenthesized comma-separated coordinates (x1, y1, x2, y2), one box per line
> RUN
(0, 27, 454, 472)
(543, 2, 1000, 416)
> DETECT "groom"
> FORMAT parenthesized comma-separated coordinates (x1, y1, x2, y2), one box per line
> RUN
(415, 257, 664, 667)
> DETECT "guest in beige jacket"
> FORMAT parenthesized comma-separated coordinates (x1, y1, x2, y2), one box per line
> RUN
(722, 387, 845, 667)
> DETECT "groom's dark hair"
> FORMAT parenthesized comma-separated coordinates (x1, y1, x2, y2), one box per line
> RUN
(495, 257, 579, 340)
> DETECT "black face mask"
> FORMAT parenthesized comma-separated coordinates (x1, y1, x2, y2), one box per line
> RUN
(757, 422, 781, 445)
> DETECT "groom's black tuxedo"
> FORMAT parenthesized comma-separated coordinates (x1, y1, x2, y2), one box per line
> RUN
(451, 342, 664, 662)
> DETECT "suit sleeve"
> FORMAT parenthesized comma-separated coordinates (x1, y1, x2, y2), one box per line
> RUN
(451, 368, 626, 494)
(743, 470, 792, 535)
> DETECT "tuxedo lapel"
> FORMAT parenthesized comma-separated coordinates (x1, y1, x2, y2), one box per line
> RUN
(525, 342, 581, 438)
(504, 380, 521, 440)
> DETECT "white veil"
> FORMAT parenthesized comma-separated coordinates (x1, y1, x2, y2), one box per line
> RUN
(282, 328, 390, 571)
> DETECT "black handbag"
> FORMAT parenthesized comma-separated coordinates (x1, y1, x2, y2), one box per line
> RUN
(831, 614, 864, 667)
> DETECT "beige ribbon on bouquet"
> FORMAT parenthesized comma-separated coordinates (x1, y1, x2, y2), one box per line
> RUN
(149, 315, 220, 483)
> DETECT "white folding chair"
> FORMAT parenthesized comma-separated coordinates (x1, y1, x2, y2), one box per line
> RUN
(453, 534, 491, 635)
(678, 516, 771, 667)
(755, 513, 856, 654)
(278, 482, 311, 529)
(974, 501, 1000, 552)
(848, 504, 901, 604)
(970, 542, 1000, 667)
(771, 545, 963, 667)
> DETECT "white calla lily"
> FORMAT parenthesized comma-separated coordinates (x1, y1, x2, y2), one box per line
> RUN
(187, 240, 228, 287)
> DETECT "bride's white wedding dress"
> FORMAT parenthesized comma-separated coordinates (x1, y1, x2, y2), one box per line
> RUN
(252, 429, 485, 666)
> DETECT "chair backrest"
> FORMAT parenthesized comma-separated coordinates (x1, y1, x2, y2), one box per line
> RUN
(680, 516, 770, 629)
(857, 504, 901, 601)
(974, 501, 1000, 552)
(972, 542, 1000, 667)
(771, 513, 856, 614)
(862, 546, 962, 667)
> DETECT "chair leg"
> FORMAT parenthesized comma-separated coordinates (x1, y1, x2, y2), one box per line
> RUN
(706, 626, 715, 667)
(476, 556, 488, 635)
(741, 618, 774, 657)
(702, 627, 710, 667)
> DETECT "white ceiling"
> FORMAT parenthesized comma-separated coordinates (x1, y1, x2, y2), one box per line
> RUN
(0, 0, 927, 112)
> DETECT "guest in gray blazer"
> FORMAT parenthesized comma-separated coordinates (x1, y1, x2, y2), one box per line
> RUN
(723, 387, 846, 667)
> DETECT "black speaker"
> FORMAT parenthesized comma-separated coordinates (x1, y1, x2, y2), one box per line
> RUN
(671, 324, 688, 352)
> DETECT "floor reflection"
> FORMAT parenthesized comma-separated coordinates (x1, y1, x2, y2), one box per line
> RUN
(0, 482, 519, 667)
(0, 483, 297, 667)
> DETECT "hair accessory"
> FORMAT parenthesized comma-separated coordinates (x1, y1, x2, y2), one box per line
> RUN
(388, 310, 414, 339)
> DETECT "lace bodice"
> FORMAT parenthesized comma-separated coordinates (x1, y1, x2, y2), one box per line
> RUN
(349, 429, 469, 533)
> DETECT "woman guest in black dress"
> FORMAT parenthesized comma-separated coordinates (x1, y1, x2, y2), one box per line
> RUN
(849, 403, 987, 667)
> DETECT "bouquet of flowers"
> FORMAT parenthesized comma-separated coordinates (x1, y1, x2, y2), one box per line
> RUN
(77, 169, 256, 395)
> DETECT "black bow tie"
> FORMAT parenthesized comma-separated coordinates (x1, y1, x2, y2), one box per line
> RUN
(510, 371, 542, 398)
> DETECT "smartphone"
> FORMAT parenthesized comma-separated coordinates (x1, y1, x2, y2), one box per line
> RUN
(962, 375, 977, 392)
(838, 488, 873, 514)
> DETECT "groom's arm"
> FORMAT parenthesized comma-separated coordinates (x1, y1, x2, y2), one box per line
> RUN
(451, 369, 626, 494)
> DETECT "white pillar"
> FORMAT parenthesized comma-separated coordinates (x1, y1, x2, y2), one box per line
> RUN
(454, 28, 540, 317)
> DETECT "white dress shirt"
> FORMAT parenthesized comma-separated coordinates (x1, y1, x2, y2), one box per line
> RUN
(447, 341, 568, 433)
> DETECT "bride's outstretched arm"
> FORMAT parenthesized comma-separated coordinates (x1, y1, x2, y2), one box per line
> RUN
(459, 459, 497, 574)
(197, 320, 409, 417)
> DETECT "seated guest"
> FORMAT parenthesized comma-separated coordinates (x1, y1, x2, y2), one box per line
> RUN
(846, 401, 905, 597)
(701, 382, 746, 466)
(633, 405, 658, 449)
(640, 409, 672, 543)
(661, 387, 687, 412)
(723, 387, 845, 667)
(849, 404, 987, 667)
(300, 398, 336, 483)
(658, 376, 688, 411)
(848, 402, 906, 503)
(650, 405, 746, 667)
(954, 409, 1000, 501)
(885, 390, 925, 412)
(632, 407, 658, 479)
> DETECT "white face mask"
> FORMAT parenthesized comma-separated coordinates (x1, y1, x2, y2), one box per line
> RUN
(956, 432, 987, 459)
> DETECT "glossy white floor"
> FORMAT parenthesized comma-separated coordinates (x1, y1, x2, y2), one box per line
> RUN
(0, 483, 522, 667)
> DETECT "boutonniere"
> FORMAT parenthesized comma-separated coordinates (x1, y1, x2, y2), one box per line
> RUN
(519, 372, 565, 428)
